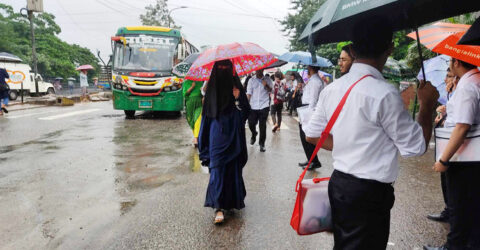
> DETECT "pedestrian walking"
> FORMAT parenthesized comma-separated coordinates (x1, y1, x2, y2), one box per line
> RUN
(79, 70, 89, 101)
(199, 60, 251, 224)
(338, 44, 355, 75)
(0, 67, 10, 116)
(297, 65, 324, 170)
(68, 78, 75, 95)
(290, 72, 304, 116)
(428, 69, 459, 224)
(182, 80, 203, 147)
(247, 69, 273, 152)
(426, 58, 480, 250)
(304, 17, 438, 250)
(285, 72, 297, 112)
(271, 71, 286, 132)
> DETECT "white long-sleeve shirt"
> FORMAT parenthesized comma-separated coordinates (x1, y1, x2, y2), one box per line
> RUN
(305, 63, 425, 183)
(445, 68, 480, 128)
(302, 73, 325, 111)
(247, 75, 273, 110)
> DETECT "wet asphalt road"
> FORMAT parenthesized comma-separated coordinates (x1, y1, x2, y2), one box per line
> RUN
(0, 101, 448, 250)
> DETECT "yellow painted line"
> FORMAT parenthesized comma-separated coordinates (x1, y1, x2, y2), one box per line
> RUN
(126, 26, 171, 32)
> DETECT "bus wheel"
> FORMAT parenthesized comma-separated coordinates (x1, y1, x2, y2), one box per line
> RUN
(124, 110, 135, 119)
(9, 90, 18, 101)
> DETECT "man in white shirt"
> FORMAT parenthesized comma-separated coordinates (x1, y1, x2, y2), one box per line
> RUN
(247, 69, 273, 152)
(297, 65, 324, 169)
(304, 17, 439, 249)
(426, 58, 480, 250)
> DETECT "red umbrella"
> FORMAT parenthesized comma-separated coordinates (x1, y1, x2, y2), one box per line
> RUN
(76, 64, 94, 71)
(433, 32, 480, 67)
(185, 42, 277, 81)
(407, 22, 470, 50)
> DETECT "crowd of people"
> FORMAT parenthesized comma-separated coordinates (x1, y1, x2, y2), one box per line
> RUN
(184, 15, 480, 250)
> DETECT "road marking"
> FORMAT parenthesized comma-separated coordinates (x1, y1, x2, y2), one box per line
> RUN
(38, 109, 101, 120)
(7, 110, 60, 119)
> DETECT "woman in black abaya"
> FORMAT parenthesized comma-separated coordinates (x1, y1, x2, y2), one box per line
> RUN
(199, 60, 251, 224)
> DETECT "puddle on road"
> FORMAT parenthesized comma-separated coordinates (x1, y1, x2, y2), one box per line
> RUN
(0, 130, 64, 154)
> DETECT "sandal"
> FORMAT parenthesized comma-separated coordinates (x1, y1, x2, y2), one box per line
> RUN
(214, 209, 224, 224)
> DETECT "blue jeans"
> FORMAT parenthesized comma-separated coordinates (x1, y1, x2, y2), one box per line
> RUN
(0, 90, 8, 106)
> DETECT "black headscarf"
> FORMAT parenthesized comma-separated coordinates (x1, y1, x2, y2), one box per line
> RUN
(203, 60, 245, 118)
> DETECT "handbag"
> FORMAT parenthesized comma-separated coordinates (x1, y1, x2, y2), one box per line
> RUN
(290, 74, 372, 235)
(435, 125, 480, 164)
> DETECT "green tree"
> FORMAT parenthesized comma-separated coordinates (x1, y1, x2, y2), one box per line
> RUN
(140, 0, 179, 28)
(0, 3, 99, 81)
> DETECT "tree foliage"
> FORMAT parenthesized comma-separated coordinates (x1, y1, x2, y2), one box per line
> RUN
(140, 0, 179, 28)
(0, 3, 99, 81)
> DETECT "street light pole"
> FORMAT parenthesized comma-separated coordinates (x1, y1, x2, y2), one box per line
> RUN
(168, 6, 187, 28)
(27, 9, 39, 95)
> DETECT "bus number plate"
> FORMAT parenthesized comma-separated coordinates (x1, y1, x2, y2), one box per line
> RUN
(139, 100, 153, 108)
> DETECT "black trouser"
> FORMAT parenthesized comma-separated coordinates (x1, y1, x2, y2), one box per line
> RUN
(248, 107, 269, 146)
(299, 124, 320, 164)
(441, 172, 450, 214)
(445, 163, 480, 250)
(328, 170, 395, 250)
(270, 103, 283, 127)
(289, 93, 302, 114)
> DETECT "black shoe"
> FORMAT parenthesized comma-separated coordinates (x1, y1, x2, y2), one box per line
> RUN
(298, 161, 308, 167)
(1, 107, 8, 113)
(250, 132, 257, 145)
(423, 244, 448, 250)
(303, 162, 322, 170)
(311, 162, 322, 169)
(260, 145, 266, 152)
(427, 209, 449, 223)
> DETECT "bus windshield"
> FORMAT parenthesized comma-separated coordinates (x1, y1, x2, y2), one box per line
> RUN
(114, 36, 178, 72)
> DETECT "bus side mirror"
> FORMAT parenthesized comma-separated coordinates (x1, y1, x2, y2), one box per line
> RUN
(177, 44, 186, 60)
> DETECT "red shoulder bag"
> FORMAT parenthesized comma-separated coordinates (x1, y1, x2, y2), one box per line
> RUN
(290, 74, 372, 235)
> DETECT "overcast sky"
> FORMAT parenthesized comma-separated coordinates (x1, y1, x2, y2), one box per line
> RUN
(4, 0, 293, 62)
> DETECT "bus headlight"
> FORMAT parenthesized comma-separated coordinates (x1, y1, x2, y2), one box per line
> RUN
(122, 86, 128, 91)
(163, 86, 171, 92)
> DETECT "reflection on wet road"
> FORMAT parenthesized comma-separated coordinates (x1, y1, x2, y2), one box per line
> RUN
(0, 102, 448, 249)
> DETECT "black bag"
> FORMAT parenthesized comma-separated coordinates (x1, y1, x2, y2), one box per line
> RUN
(0, 83, 9, 92)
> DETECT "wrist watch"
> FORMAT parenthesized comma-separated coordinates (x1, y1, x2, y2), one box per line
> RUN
(439, 159, 450, 167)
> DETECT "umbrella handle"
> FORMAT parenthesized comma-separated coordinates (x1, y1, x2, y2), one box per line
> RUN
(308, 34, 318, 64)
(412, 27, 427, 120)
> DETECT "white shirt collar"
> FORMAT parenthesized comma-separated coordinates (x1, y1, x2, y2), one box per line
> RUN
(349, 63, 385, 80)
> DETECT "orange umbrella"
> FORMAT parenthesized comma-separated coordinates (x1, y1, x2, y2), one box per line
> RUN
(432, 32, 480, 67)
(407, 22, 470, 50)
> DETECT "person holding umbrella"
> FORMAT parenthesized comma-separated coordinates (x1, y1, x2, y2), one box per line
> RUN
(305, 17, 439, 249)
(199, 60, 251, 224)
(79, 70, 88, 100)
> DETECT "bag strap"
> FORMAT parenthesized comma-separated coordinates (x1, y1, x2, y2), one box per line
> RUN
(296, 74, 372, 192)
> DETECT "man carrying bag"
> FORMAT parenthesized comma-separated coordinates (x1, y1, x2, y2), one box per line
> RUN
(304, 17, 439, 249)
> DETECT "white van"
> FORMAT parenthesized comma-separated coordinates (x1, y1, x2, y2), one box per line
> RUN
(0, 61, 55, 100)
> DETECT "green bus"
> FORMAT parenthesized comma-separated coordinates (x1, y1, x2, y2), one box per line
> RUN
(111, 26, 198, 118)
